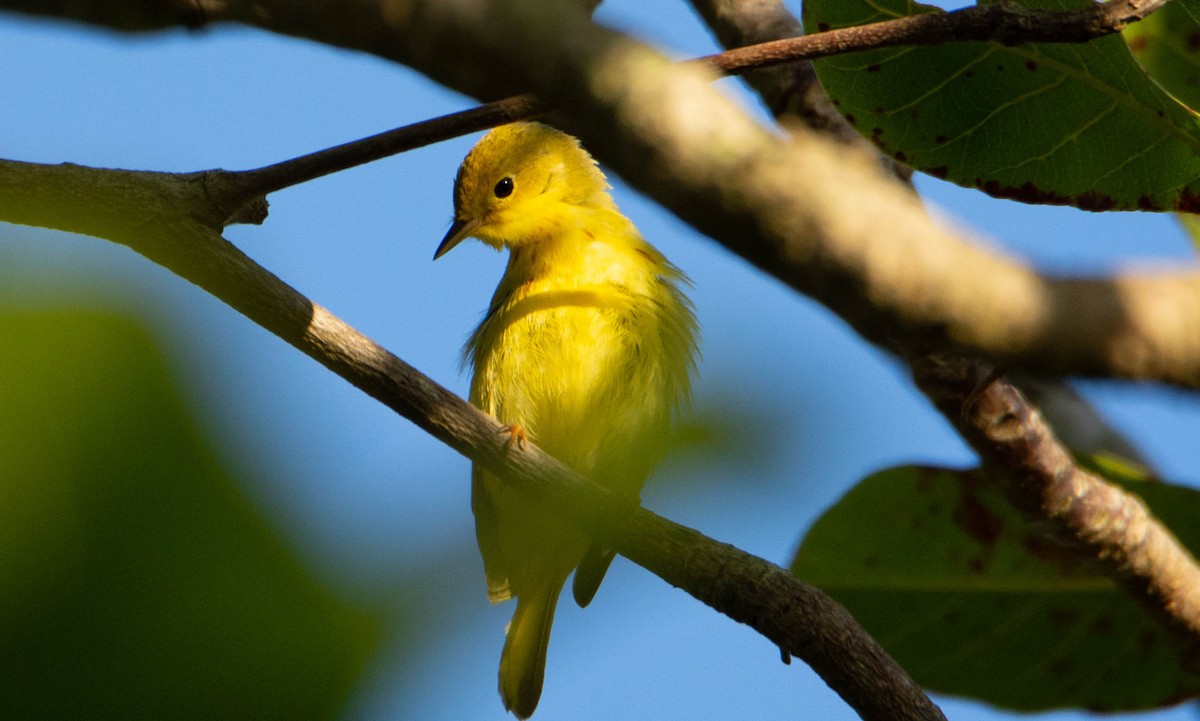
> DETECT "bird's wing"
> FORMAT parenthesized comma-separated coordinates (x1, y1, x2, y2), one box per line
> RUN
(472, 465, 512, 603)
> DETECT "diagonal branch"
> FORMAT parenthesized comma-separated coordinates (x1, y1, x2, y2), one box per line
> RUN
(0, 156, 947, 721)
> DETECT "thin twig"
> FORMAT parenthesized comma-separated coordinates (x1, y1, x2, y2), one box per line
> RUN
(225, 95, 546, 200)
(699, 0, 1171, 75)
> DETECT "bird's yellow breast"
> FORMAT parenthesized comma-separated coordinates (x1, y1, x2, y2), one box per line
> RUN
(466, 212, 693, 487)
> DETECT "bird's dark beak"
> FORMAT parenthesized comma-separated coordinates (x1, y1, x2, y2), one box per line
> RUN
(434, 218, 477, 260)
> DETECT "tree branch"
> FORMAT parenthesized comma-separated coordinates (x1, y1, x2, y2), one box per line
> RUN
(222, 95, 546, 201)
(0, 156, 947, 721)
(913, 356, 1200, 672)
(697, 0, 1171, 75)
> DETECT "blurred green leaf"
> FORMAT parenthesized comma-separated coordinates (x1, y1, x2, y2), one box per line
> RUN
(803, 0, 1200, 213)
(791, 465, 1200, 711)
(1124, 0, 1200, 109)
(0, 310, 378, 721)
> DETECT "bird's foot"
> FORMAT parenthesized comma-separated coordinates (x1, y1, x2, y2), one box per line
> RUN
(500, 423, 528, 451)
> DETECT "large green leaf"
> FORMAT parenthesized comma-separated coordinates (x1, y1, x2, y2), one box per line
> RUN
(0, 310, 378, 720)
(1125, 0, 1200, 110)
(791, 465, 1200, 711)
(803, 0, 1200, 213)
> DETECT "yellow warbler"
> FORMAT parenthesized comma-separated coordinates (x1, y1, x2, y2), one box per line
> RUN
(436, 121, 699, 718)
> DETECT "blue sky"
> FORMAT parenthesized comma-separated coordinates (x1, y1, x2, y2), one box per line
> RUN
(2, 3, 1198, 720)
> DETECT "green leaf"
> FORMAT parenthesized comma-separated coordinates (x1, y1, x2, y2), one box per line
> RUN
(0, 309, 379, 720)
(791, 465, 1200, 711)
(1125, 0, 1200, 110)
(803, 0, 1200, 213)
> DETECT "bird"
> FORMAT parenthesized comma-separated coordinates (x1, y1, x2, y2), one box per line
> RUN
(435, 121, 699, 718)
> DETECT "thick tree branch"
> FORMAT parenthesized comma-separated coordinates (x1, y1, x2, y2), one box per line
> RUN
(12, 0, 1198, 388)
(0, 156, 946, 721)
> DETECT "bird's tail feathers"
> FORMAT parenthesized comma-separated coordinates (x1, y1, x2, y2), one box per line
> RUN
(499, 584, 562, 718)
(572, 542, 616, 608)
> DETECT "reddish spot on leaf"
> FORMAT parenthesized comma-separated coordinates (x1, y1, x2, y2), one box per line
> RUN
(1188, 31, 1200, 51)
(871, 126, 884, 137)
(894, 150, 907, 162)
(817, 22, 831, 31)
(1025, 60, 1038, 71)
(934, 135, 947, 144)
(928, 165, 949, 179)
(1021, 534, 1084, 574)
(1077, 190, 1117, 211)
(844, 113, 857, 125)
(981, 180, 1083, 207)
(1138, 195, 1163, 211)
(952, 486, 1004, 547)
(965, 70, 975, 78)
(1177, 187, 1200, 213)
(1127, 35, 1148, 51)
(866, 64, 882, 72)
(873, 106, 885, 114)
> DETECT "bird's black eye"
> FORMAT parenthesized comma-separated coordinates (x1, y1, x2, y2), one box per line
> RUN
(494, 177, 514, 198)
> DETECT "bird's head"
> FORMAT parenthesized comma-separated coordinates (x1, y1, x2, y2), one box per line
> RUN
(435, 122, 614, 259)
